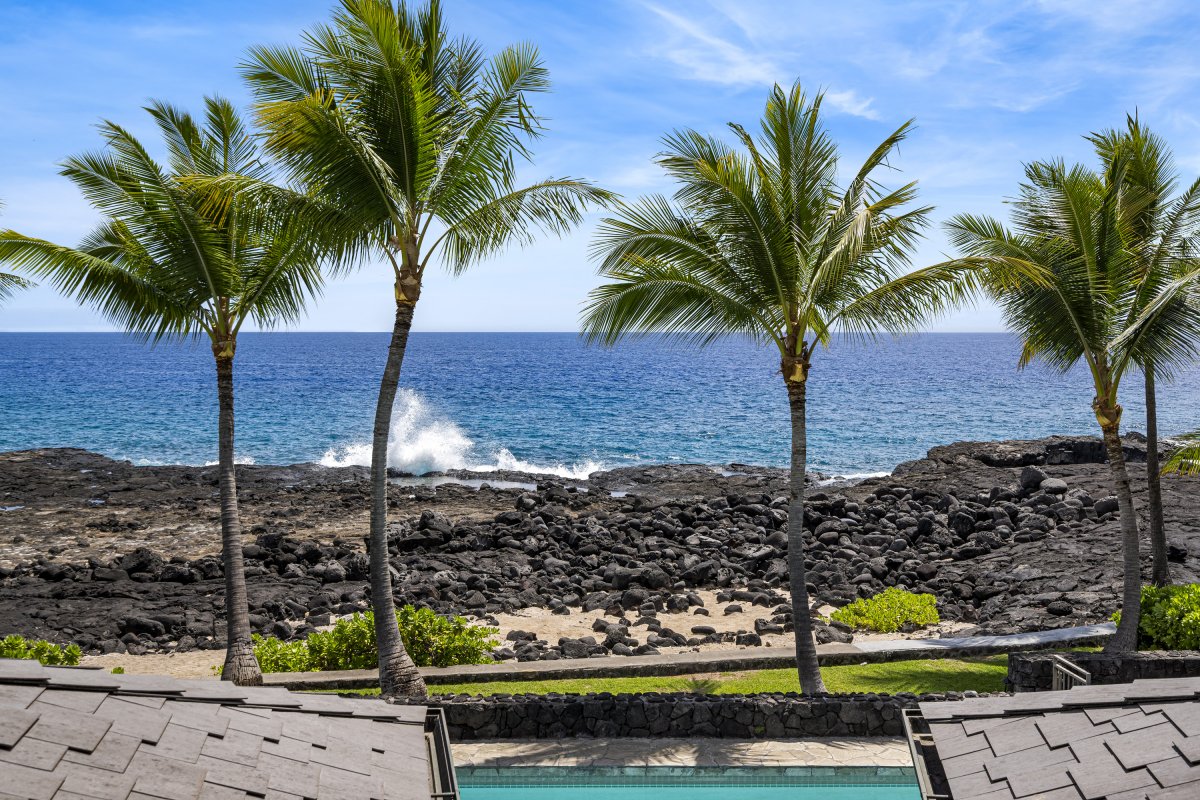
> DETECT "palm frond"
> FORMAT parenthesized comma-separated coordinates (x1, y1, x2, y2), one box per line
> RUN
(251, 86, 408, 236)
(1114, 260, 1200, 377)
(241, 0, 604, 287)
(583, 80, 955, 362)
(184, 173, 374, 275)
(434, 178, 612, 273)
(835, 258, 984, 339)
(581, 257, 776, 348)
(0, 101, 329, 346)
(0, 230, 195, 341)
(1163, 431, 1200, 476)
(947, 157, 1136, 382)
(0, 271, 33, 303)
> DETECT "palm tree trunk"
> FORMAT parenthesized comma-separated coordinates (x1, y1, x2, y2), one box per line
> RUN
(1100, 419, 1143, 653)
(370, 301, 427, 698)
(785, 379, 826, 694)
(1145, 363, 1170, 586)
(216, 351, 262, 685)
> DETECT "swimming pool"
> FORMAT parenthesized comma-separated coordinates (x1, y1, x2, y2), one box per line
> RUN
(457, 766, 921, 799)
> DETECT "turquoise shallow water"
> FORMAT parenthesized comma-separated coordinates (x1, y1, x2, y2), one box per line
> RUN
(0, 332, 1197, 476)
(456, 767, 920, 800)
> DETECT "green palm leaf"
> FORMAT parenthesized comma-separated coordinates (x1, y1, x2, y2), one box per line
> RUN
(583, 81, 963, 356)
(243, 0, 612, 290)
(0, 201, 34, 305)
(1163, 432, 1200, 476)
(0, 97, 326, 344)
(0, 271, 32, 304)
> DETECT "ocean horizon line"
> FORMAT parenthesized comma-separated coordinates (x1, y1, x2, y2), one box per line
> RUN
(0, 329, 1019, 336)
(3, 333, 1194, 476)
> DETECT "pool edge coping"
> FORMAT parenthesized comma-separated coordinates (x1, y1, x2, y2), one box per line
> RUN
(450, 736, 914, 770)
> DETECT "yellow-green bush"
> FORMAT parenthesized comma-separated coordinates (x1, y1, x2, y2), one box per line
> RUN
(0, 634, 81, 665)
(830, 587, 939, 633)
(251, 606, 498, 673)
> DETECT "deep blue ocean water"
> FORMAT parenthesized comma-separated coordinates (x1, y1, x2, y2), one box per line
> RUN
(0, 332, 1197, 477)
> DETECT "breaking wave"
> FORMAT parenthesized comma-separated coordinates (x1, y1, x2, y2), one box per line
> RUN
(816, 470, 889, 486)
(319, 389, 605, 480)
(200, 455, 258, 467)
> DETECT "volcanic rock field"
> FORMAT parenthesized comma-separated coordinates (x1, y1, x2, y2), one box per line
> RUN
(0, 435, 1197, 660)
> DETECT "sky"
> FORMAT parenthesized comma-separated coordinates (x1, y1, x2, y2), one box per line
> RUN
(2, 0, 1199, 333)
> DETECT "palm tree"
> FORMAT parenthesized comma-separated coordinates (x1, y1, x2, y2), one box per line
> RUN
(581, 83, 974, 694)
(0, 98, 328, 684)
(0, 204, 33, 304)
(1090, 117, 1200, 586)
(239, 0, 612, 697)
(948, 154, 1159, 652)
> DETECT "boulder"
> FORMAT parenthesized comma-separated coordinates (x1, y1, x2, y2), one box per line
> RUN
(1039, 478, 1069, 495)
(1020, 466, 1049, 490)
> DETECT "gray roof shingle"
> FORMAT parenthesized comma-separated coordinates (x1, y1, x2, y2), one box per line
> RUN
(0, 660, 456, 800)
(917, 677, 1200, 800)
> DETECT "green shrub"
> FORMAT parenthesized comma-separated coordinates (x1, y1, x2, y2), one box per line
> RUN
(0, 634, 82, 666)
(250, 635, 316, 673)
(251, 606, 498, 673)
(830, 587, 940, 633)
(1113, 584, 1200, 650)
(110, 666, 125, 675)
(395, 606, 497, 668)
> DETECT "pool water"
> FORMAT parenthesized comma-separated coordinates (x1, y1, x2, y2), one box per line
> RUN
(457, 767, 921, 800)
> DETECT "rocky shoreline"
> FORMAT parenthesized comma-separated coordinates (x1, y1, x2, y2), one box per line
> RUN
(0, 435, 1196, 661)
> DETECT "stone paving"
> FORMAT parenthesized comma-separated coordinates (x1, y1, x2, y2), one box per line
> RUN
(451, 737, 914, 768)
(854, 622, 1114, 653)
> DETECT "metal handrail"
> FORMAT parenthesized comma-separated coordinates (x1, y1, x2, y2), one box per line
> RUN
(1050, 655, 1091, 691)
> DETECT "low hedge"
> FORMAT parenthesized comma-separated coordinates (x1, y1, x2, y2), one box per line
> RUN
(830, 587, 939, 633)
(0, 634, 82, 665)
(1114, 584, 1200, 650)
(252, 606, 498, 673)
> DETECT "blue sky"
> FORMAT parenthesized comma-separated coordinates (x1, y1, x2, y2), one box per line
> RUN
(2, 0, 1199, 332)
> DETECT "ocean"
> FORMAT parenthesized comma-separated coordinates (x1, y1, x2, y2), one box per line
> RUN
(0, 332, 1197, 477)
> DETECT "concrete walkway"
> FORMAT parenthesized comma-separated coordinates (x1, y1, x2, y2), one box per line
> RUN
(451, 737, 913, 768)
(854, 622, 1115, 652)
(263, 622, 1114, 691)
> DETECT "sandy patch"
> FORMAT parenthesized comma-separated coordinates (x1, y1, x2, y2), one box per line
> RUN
(83, 650, 222, 679)
(80, 590, 971, 680)
(472, 589, 972, 656)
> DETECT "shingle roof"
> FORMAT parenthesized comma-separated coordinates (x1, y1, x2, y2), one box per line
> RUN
(0, 659, 458, 800)
(915, 677, 1200, 800)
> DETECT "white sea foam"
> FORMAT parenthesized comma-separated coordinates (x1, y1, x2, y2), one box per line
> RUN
(817, 470, 890, 486)
(202, 455, 258, 466)
(319, 389, 605, 479)
(475, 447, 606, 481)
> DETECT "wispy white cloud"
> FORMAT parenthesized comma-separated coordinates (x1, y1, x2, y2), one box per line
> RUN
(685, 0, 1200, 116)
(6, 0, 1200, 333)
(604, 161, 668, 191)
(643, 4, 775, 86)
(640, 2, 881, 119)
(1033, 0, 1176, 32)
(824, 90, 880, 120)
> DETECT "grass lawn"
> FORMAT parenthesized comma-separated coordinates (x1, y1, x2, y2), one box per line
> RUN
(334, 655, 1009, 696)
